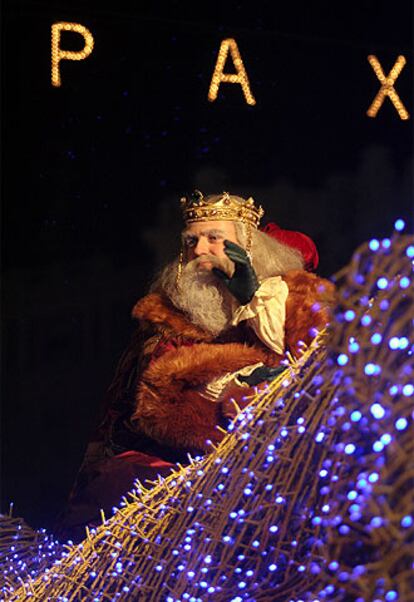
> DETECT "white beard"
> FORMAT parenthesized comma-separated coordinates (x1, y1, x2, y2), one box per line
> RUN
(156, 256, 234, 336)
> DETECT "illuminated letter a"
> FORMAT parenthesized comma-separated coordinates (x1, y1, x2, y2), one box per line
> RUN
(208, 38, 256, 106)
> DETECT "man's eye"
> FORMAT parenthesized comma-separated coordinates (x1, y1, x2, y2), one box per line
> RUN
(208, 235, 220, 242)
(185, 237, 197, 247)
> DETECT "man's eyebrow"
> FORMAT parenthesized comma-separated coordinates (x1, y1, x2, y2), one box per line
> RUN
(182, 231, 197, 239)
(182, 229, 226, 237)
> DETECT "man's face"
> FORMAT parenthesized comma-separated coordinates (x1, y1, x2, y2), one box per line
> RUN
(182, 220, 238, 270)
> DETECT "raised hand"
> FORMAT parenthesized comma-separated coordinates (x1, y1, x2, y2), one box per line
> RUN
(212, 240, 259, 305)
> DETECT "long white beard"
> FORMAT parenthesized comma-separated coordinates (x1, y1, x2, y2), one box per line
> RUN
(157, 256, 234, 336)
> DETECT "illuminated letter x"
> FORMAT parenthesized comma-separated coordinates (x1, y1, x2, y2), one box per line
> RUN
(367, 55, 409, 120)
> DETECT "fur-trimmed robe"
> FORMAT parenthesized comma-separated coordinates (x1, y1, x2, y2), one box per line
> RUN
(56, 269, 334, 541)
(128, 269, 335, 451)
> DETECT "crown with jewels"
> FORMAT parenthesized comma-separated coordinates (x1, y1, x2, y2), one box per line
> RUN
(180, 190, 264, 229)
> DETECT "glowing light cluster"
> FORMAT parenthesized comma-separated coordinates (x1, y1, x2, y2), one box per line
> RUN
(208, 38, 256, 106)
(0, 511, 66, 599)
(320, 224, 413, 600)
(51, 22, 94, 87)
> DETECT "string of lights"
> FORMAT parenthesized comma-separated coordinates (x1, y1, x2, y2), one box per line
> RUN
(1, 221, 412, 601)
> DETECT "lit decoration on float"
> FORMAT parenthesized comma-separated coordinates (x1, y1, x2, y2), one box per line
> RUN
(51, 22, 94, 87)
(208, 38, 256, 106)
(0, 508, 65, 596)
(1, 222, 413, 601)
(367, 55, 410, 120)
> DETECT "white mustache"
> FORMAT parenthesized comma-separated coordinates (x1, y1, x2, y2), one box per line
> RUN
(187, 254, 234, 277)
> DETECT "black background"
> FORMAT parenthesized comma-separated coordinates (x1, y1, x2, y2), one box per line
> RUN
(2, 0, 413, 529)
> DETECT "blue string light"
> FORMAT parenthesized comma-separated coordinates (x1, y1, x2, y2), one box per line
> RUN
(370, 333, 382, 345)
(365, 363, 381, 376)
(348, 339, 360, 353)
(380, 433, 392, 446)
(402, 384, 414, 397)
(394, 218, 405, 231)
(379, 299, 390, 311)
(389, 337, 400, 350)
(344, 310, 355, 321)
(399, 337, 409, 349)
(337, 354, 349, 366)
(395, 417, 408, 431)
(361, 315, 372, 326)
(373, 440, 384, 452)
(344, 443, 356, 455)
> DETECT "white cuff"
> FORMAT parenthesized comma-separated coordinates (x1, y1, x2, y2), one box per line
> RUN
(231, 276, 289, 355)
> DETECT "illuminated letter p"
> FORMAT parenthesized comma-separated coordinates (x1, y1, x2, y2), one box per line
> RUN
(51, 22, 94, 87)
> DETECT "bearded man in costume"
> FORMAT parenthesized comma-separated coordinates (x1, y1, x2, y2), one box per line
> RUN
(57, 191, 335, 541)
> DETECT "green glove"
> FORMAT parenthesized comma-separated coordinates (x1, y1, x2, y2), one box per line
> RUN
(213, 240, 259, 305)
(238, 365, 286, 387)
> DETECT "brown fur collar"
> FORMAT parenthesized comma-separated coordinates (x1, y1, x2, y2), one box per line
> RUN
(129, 271, 335, 452)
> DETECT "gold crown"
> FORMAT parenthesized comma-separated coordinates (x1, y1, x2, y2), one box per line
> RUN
(180, 191, 264, 229)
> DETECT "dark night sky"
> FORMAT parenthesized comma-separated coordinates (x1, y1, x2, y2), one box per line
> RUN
(1, 0, 413, 528)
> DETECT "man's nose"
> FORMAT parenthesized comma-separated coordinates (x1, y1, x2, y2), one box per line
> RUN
(194, 236, 210, 256)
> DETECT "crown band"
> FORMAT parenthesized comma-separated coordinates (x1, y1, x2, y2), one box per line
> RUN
(180, 191, 264, 229)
